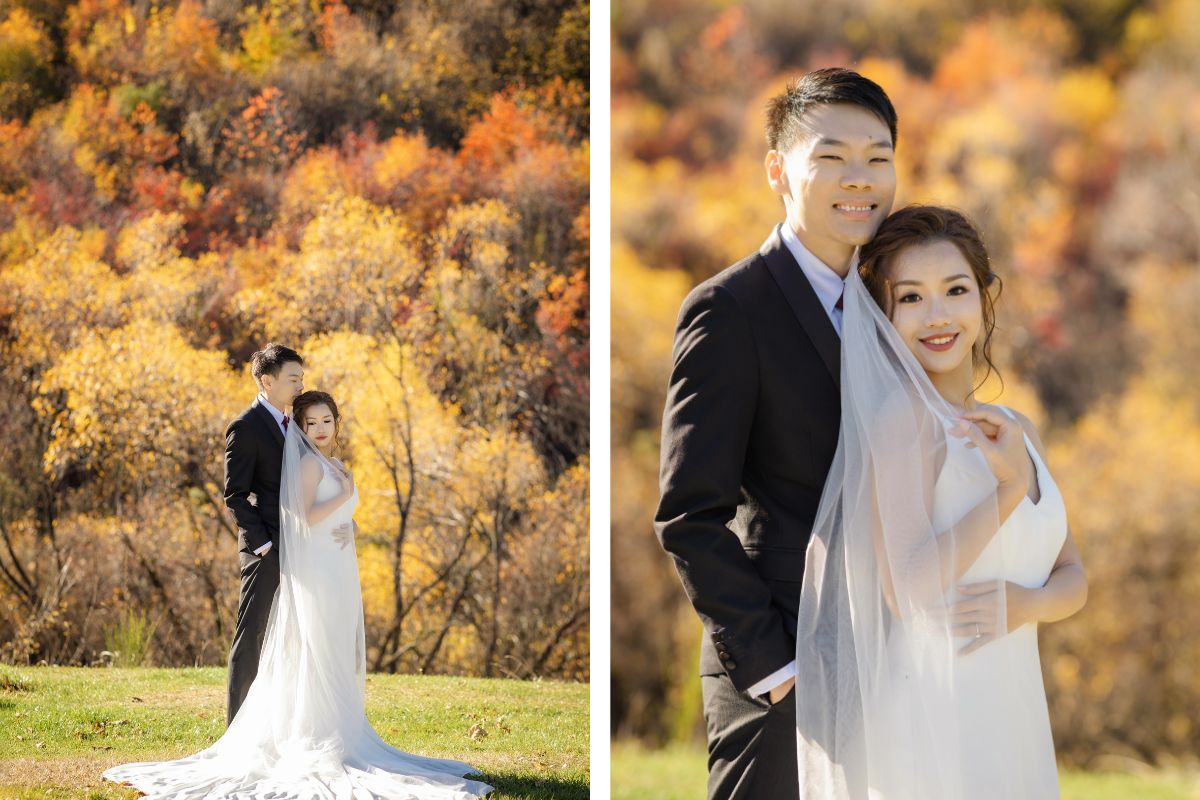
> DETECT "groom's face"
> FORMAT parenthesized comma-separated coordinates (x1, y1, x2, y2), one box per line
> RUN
(261, 361, 304, 410)
(767, 103, 896, 270)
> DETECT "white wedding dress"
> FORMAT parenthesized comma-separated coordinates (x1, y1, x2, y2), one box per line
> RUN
(867, 408, 1067, 799)
(104, 427, 493, 799)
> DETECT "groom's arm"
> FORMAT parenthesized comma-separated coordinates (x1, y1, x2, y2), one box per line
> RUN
(224, 419, 272, 554)
(654, 281, 794, 694)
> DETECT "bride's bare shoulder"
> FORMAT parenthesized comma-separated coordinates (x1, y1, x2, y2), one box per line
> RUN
(299, 453, 325, 479)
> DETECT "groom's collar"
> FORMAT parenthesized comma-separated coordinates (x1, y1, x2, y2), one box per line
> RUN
(254, 394, 288, 448)
(760, 225, 841, 388)
(778, 222, 853, 321)
(257, 393, 286, 425)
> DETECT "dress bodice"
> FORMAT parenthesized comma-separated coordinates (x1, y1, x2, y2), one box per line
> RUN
(932, 407, 1068, 589)
(310, 458, 358, 533)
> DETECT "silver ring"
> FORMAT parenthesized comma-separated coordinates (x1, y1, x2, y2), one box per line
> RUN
(974, 623, 982, 638)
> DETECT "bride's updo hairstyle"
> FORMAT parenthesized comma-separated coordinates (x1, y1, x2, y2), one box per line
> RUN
(292, 390, 343, 453)
(857, 205, 1003, 388)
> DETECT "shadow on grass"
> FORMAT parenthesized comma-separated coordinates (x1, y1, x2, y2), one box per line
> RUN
(473, 770, 589, 800)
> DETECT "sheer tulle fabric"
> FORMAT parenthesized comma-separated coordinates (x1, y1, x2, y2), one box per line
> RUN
(795, 267, 1019, 799)
(103, 425, 492, 799)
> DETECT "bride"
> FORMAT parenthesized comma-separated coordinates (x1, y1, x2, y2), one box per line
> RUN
(795, 206, 1087, 799)
(104, 390, 493, 798)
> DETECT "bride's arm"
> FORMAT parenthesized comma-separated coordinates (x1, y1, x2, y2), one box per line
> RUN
(300, 456, 354, 526)
(874, 407, 1032, 617)
(932, 478, 1028, 592)
(933, 410, 1034, 590)
(874, 463, 1027, 615)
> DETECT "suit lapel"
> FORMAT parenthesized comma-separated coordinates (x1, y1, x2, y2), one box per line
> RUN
(252, 398, 286, 449)
(760, 225, 841, 388)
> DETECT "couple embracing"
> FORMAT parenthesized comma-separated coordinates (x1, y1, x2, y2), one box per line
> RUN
(104, 344, 492, 798)
(655, 68, 1088, 799)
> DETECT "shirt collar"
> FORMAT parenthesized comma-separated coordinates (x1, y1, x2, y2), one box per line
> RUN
(258, 393, 286, 423)
(778, 222, 854, 316)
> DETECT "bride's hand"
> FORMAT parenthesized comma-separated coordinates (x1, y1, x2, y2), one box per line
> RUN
(951, 581, 1037, 655)
(332, 522, 353, 549)
(949, 409, 1031, 489)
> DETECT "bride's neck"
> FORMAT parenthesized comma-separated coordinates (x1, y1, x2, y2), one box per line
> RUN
(928, 365, 977, 413)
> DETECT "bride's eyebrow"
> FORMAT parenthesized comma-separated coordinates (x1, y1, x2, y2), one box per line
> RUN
(893, 274, 971, 288)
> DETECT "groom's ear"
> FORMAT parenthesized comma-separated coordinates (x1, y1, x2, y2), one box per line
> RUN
(765, 149, 789, 196)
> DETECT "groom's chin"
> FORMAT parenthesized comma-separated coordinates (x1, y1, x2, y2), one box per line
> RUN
(845, 224, 886, 246)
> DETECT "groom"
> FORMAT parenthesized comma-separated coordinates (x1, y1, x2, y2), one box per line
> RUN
(223, 343, 304, 724)
(655, 68, 898, 799)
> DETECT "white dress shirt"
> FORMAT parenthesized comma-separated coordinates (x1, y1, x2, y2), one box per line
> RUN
(252, 394, 289, 556)
(779, 222, 851, 336)
(745, 224, 855, 700)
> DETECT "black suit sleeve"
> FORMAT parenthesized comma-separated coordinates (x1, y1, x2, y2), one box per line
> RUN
(224, 419, 270, 553)
(654, 281, 792, 692)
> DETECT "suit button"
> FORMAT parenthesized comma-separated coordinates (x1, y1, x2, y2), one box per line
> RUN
(725, 661, 738, 670)
(718, 650, 732, 661)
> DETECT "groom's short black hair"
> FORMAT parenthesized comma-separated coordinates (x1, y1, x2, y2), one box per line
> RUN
(765, 68, 898, 153)
(251, 343, 303, 383)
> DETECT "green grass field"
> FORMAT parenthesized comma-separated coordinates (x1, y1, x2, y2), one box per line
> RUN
(611, 742, 1200, 800)
(0, 666, 587, 799)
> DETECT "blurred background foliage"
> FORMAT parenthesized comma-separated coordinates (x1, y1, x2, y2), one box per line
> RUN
(0, 0, 589, 682)
(612, 0, 1200, 767)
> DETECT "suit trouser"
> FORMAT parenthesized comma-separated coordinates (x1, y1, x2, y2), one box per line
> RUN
(703, 672, 799, 800)
(226, 546, 280, 725)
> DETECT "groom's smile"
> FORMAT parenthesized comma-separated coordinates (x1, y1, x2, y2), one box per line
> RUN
(832, 201, 880, 220)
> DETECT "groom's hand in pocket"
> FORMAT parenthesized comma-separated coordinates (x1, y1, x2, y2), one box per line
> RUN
(332, 522, 354, 549)
(768, 676, 796, 705)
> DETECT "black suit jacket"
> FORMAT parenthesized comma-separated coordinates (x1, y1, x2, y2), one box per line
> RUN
(224, 398, 285, 554)
(655, 225, 842, 692)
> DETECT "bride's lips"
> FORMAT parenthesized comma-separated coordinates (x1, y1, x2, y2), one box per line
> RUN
(832, 201, 878, 221)
(919, 332, 959, 352)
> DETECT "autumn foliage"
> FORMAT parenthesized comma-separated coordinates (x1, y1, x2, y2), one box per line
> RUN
(612, 0, 1200, 765)
(0, 0, 588, 682)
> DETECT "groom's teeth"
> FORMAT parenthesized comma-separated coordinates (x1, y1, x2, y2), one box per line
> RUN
(837, 204, 872, 212)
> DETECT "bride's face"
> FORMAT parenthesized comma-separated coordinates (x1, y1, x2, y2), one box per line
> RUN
(300, 404, 337, 451)
(886, 239, 984, 378)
